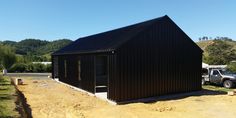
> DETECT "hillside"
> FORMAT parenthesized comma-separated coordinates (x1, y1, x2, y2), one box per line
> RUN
(196, 39, 236, 66)
(196, 40, 236, 53)
(0, 39, 72, 55)
(37, 39, 72, 55)
(196, 40, 214, 50)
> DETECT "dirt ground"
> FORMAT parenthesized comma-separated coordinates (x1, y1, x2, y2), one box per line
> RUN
(16, 77, 236, 118)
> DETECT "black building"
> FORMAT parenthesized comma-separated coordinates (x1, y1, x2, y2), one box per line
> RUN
(52, 15, 203, 103)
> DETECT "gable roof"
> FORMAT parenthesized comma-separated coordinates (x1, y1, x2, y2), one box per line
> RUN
(52, 16, 166, 55)
(52, 15, 202, 55)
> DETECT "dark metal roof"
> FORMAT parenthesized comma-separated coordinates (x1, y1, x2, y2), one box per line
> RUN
(52, 16, 167, 55)
(52, 15, 202, 55)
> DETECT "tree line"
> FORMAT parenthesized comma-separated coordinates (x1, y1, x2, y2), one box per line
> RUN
(1, 37, 236, 73)
(199, 36, 233, 42)
(0, 39, 72, 72)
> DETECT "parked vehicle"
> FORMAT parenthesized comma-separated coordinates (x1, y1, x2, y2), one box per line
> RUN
(202, 68, 236, 88)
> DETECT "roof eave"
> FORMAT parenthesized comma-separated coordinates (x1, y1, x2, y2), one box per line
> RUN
(52, 49, 115, 56)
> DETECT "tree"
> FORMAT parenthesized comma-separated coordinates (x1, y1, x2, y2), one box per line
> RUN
(0, 45, 16, 69)
(205, 40, 236, 65)
(227, 62, 236, 73)
(199, 37, 202, 41)
(15, 39, 49, 55)
(8, 63, 27, 72)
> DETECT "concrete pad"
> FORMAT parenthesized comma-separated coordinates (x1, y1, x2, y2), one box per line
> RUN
(95, 92, 107, 100)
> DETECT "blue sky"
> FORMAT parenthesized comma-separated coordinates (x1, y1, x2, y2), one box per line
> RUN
(0, 0, 235, 41)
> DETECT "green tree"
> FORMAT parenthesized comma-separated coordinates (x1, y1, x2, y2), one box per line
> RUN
(206, 40, 236, 65)
(0, 45, 16, 69)
(9, 63, 27, 72)
(32, 63, 46, 72)
(37, 39, 72, 55)
(227, 63, 236, 73)
(15, 39, 49, 55)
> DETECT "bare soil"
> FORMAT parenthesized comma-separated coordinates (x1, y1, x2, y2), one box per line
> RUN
(16, 78, 236, 118)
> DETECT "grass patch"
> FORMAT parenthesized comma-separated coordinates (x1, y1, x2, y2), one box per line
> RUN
(0, 75, 20, 118)
(203, 84, 233, 93)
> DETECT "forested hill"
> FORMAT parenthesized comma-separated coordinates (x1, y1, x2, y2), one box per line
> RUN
(196, 37, 236, 66)
(0, 39, 72, 55)
(196, 38, 236, 55)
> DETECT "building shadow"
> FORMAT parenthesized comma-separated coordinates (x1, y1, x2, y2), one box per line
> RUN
(119, 89, 227, 105)
(144, 89, 226, 104)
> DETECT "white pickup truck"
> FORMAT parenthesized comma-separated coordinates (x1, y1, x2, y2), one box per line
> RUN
(202, 68, 236, 88)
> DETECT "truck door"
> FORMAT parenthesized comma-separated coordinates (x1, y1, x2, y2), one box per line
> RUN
(210, 70, 222, 84)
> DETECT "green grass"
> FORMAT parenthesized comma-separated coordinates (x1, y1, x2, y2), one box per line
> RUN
(203, 84, 233, 93)
(0, 75, 20, 118)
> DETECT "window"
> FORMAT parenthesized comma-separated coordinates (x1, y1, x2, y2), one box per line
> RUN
(213, 70, 219, 75)
(64, 60, 67, 78)
(78, 60, 81, 81)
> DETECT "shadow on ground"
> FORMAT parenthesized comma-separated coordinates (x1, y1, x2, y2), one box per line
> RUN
(120, 89, 227, 105)
(144, 89, 226, 104)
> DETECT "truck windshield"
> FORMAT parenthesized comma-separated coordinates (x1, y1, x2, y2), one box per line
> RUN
(219, 70, 235, 75)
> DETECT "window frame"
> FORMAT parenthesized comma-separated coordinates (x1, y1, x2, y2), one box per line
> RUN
(212, 70, 219, 75)
(64, 60, 67, 78)
(78, 60, 81, 81)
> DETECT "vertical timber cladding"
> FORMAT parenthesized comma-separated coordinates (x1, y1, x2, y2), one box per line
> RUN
(57, 54, 96, 93)
(56, 53, 118, 95)
(52, 56, 59, 78)
(57, 55, 66, 83)
(80, 55, 95, 93)
(57, 55, 77, 85)
(51, 55, 54, 78)
(66, 55, 80, 86)
(107, 54, 119, 101)
(115, 18, 202, 102)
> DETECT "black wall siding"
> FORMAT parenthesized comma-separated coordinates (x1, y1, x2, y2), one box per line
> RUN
(80, 55, 95, 93)
(55, 55, 95, 93)
(52, 16, 202, 102)
(51, 55, 55, 78)
(57, 56, 66, 83)
(107, 54, 118, 101)
(66, 55, 74, 85)
(113, 19, 202, 102)
(56, 55, 75, 85)
(56, 53, 119, 96)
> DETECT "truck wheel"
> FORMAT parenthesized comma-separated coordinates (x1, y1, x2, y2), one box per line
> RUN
(223, 80, 234, 88)
(202, 78, 206, 85)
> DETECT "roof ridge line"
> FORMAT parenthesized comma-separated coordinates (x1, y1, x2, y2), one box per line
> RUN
(112, 16, 166, 50)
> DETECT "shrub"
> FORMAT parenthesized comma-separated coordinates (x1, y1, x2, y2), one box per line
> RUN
(0, 44, 16, 69)
(26, 63, 34, 72)
(45, 64, 52, 72)
(32, 63, 46, 72)
(9, 63, 27, 72)
(227, 62, 236, 73)
(8, 62, 51, 73)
